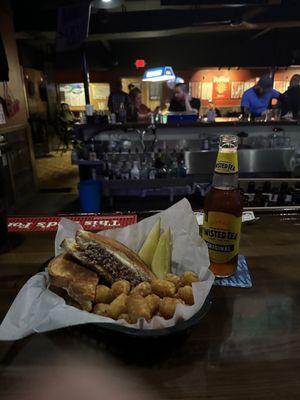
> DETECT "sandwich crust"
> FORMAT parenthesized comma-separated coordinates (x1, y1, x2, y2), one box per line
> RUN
(48, 254, 98, 311)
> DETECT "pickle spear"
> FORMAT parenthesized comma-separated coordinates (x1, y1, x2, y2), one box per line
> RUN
(138, 218, 161, 267)
(151, 228, 172, 279)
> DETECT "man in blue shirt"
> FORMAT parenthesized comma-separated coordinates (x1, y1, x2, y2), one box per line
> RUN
(241, 75, 280, 118)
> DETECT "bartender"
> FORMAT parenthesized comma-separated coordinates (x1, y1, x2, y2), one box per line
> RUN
(169, 83, 201, 113)
(241, 75, 280, 118)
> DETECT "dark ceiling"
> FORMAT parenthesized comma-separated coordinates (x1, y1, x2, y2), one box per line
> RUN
(10, 0, 300, 70)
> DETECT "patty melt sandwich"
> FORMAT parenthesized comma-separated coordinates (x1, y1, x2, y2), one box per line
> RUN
(61, 230, 156, 286)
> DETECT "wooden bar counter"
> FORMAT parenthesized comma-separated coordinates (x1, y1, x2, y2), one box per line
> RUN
(0, 213, 300, 399)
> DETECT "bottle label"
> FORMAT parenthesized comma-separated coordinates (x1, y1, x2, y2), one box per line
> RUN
(202, 211, 242, 263)
(214, 151, 238, 174)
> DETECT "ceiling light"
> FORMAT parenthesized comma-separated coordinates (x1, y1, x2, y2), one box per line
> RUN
(91, 0, 124, 9)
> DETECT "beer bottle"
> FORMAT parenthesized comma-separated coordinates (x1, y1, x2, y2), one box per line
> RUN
(202, 135, 242, 277)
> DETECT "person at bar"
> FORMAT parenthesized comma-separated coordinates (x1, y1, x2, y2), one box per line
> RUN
(127, 87, 151, 121)
(279, 74, 300, 119)
(241, 75, 280, 119)
(169, 83, 201, 114)
(107, 80, 130, 114)
(58, 103, 77, 128)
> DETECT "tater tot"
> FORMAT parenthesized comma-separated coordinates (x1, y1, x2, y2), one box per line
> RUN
(180, 271, 199, 287)
(145, 294, 160, 316)
(177, 285, 194, 305)
(111, 280, 131, 297)
(93, 303, 110, 317)
(107, 293, 128, 320)
(165, 273, 181, 288)
(159, 297, 182, 320)
(127, 296, 151, 323)
(95, 285, 114, 304)
(131, 281, 152, 297)
(117, 313, 130, 323)
(128, 293, 144, 301)
(151, 279, 176, 298)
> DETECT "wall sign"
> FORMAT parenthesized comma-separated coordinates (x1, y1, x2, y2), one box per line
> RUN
(201, 82, 213, 100)
(231, 81, 244, 99)
(244, 80, 255, 91)
(213, 76, 230, 100)
(7, 215, 137, 233)
(274, 81, 288, 93)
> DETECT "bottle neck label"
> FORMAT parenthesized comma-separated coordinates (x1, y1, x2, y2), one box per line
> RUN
(214, 150, 238, 175)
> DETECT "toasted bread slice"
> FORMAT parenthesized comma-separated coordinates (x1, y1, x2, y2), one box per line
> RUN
(49, 285, 83, 310)
(48, 254, 98, 312)
(61, 230, 156, 286)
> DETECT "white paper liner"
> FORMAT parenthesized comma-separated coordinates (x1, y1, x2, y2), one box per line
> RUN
(0, 198, 214, 340)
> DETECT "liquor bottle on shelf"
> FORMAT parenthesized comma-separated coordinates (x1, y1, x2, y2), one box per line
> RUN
(149, 167, 156, 180)
(291, 186, 299, 205)
(125, 160, 132, 179)
(91, 168, 97, 180)
(114, 159, 123, 180)
(118, 102, 127, 123)
(277, 182, 289, 206)
(103, 162, 110, 181)
(154, 149, 167, 178)
(246, 181, 256, 204)
(262, 181, 271, 193)
(270, 187, 279, 206)
(285, 186, 293, 205)
(242, 192, 250, 207)
(168, 160, 179, 178)
(262, 181, 272, 206)
(120, 161, 129, 180)
(251, 189, 266, 207)
(140, 158, 148, 180)
(178, 160, 187, 177)
(88, 139, 97, 161)
(130, 160, 140, 180)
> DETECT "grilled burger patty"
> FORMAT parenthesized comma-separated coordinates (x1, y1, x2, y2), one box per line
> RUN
(84, 244, 143, 286)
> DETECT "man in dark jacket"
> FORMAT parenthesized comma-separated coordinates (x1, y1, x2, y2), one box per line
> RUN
(107, 80, 130, 114)
(280, 74, 300, 119)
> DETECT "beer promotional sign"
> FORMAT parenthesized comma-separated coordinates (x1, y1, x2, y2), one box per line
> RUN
(8, 215, 137, 233)
(212, 76, 230, 100)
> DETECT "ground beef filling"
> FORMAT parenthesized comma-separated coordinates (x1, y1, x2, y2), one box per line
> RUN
(84, 244, 142, 286)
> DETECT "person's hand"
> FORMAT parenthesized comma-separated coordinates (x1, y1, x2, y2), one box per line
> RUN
(184, 93, 192, 102)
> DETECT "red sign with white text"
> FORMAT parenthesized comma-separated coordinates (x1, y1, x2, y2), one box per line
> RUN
(8, 215, 137, 233)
